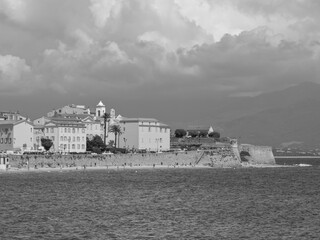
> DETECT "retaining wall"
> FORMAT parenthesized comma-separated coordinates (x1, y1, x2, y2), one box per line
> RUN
(239, 144, 275, 165)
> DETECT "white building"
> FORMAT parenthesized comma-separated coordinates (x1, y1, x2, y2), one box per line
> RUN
(0, 120, 34, 152)
(47, 104, 90, 117)
(118, 118, 170, 151)
(43, 119, 86, 153)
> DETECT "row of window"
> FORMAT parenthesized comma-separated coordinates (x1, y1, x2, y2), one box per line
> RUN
(86, 124, 102, 131)
(140, 127, 168, 133)
(45, 127, 86, 134)
(141, 138, 163, 143)
(0, 138, 12, 144)
(60, 136, 85, 142)
(59, 144, 86, 150)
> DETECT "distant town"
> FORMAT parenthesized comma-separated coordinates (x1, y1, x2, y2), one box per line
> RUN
(0, 101, 171, 154)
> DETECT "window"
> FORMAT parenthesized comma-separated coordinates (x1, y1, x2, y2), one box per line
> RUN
(82, 137, 85, 142)
(77, 128, 79, 133)
(51, 128, 54, 133)
(148, 127, 151, 132)
(65, 128, 67, 133)
(64, 136, 67, 141)
(160, 138, 162, 143)
(77, 137, 80, 142)
(8, 138, 11, 144)
(82, 144, 85, 149)
(77, 144, 80, 149)
(72, 144, 75, 149)
(51, 136, 55, 141)
(72, 128, 75, 133)
(60, 136, 63, 141)
(123, 127, 125, 131)
(68, 128, 71, 133)
(30, 138, 32, 142)
(46, 128, 49, 133)
(30, 128, 32, 133)
(82, 128, 85, 133)
(73, 137, 75, 142)
(0, 138, 2, 144)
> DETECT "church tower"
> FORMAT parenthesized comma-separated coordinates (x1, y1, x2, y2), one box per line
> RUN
(96, 101, 106, 117)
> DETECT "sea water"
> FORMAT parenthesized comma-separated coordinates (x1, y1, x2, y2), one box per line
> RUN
(1, 167, 320, 239)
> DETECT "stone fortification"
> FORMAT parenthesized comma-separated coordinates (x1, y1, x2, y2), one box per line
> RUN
(8, 149, 243, 169)
(8, 152, 202, 169)
(239, 144, 275, 165)
(6, 144, 274, 170)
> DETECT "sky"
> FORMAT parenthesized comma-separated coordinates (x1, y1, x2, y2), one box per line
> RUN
(1, 0, 320, 127)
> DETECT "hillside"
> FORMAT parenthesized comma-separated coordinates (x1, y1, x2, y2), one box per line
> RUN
(214, 82, 320, 123)
(222, 97, 320, 147)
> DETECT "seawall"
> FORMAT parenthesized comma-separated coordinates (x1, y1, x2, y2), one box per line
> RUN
(8, 151, 202, 169)
(239, 144, 275, 165)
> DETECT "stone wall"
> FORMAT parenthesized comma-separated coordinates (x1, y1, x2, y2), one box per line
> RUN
(8, 151, 202, 169)
(239, 144, 275, 165)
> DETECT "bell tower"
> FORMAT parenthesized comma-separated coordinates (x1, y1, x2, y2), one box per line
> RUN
(96, 101, 106, 117)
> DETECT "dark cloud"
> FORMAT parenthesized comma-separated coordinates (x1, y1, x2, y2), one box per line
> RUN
(1, 0, 320, 127)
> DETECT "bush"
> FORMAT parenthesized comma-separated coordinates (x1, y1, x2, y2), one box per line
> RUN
(174, 129, 187, 138)
(208, 131, 220, 139)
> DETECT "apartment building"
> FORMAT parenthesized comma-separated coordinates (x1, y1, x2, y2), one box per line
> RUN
(43, 119, 86, 153)
(118, 118, 170, 151)
(0, 120, 34, 152)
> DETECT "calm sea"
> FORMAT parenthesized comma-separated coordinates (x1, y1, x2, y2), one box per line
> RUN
(1, 167, 320, 239)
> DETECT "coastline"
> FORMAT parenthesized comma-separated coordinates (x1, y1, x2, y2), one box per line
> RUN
(0, 163, 291, 174)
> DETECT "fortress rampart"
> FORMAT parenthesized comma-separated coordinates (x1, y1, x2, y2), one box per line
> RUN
(5, 144, 275, 170)
(239, 144, 275, 165)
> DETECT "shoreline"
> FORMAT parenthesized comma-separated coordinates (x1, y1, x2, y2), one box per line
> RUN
(0, 163, 292, 173)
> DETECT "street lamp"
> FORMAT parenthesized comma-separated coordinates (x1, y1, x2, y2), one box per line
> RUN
(123, 137, 127, 149)
(156, 138, 159, 152)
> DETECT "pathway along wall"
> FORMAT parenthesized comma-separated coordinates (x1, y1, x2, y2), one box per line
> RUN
(8, 150, 241, 169)
(239, 144, 275, 165)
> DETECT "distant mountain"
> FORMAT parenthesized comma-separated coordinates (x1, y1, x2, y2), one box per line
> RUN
(220, 82, 320, 147)
(214, 81, 320, 123)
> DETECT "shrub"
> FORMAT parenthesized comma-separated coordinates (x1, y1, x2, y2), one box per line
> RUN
(174, 129, 187, 138)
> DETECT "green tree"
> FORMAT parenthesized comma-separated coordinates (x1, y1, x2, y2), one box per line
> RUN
(41, 138, 53, 151)
(208, 131, 220, 139)
(109, 125, 122, 148)
(188, 131, 198, 138)
(174, 129, 187, 138)
(86, 135, 106, 153)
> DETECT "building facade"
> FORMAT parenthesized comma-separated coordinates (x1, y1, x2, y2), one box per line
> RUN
(43, 119, 87, 153)
(0, 120, 34, 152)
(118, 118, 170, 151)
(0, 111, 27, 121)
(47, 104, 90, 117)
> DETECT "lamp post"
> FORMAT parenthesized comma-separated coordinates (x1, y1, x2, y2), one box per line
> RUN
(156, 138, 159, 152)
(123, 137, 127, 149)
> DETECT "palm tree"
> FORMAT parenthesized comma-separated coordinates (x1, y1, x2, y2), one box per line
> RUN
(102, 113, 110, 145)
(109, 125, 122, 148)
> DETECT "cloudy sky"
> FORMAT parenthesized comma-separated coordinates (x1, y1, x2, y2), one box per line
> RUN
(1, 0, 320, 126)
